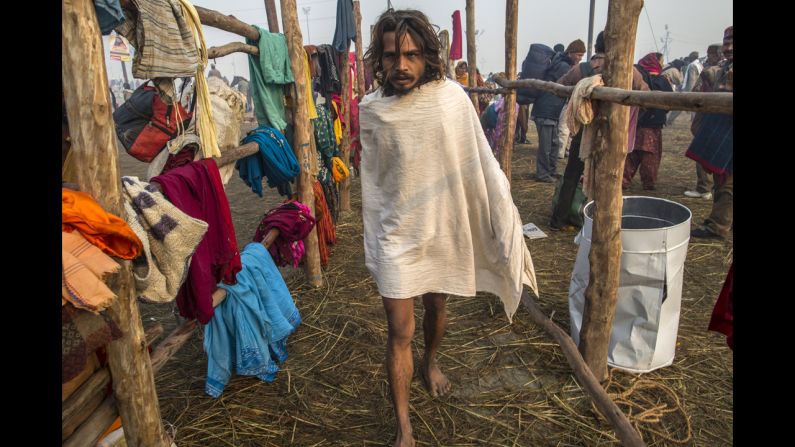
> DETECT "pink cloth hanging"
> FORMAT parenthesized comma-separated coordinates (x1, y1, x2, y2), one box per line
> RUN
(450, 10, 463, 60)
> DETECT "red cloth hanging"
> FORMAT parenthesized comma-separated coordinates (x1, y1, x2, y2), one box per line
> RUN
(708, 263, 733, 350)
(450, 10, 463, 60)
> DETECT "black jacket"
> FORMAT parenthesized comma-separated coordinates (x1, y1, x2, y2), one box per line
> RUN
(530, 52, 575, 120)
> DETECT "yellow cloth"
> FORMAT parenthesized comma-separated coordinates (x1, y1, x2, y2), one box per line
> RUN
(456, 72, 469, 85)
(331, 156, 350, 183)
(330, 101, 342, 145)
(304, 52, 318, 119)
(62, 231, 120, 313)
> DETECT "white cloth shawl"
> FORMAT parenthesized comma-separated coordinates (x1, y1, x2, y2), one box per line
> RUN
(359, 79, 538, 322)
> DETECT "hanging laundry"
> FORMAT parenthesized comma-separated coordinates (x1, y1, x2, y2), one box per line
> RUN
(313, 180, 336, 266)
(316, 44, 342, 97)
(247, 27, 295, 131)
(94, 0, 125, 35)
(329, 98, 343, 145)
(207, 76, 248, 184)
(237, 126, 300, 197)
(332, 0, 356, 53)
(62, 188, 143, 260)
(347, 52, 362, 172)
(115, 0, 199, 79)
(253, 201, 316, 268)
(62, 231, 120, 313)
(62, 303, 123, 384)
(121, 176, 208, 303)
(450, 10, 463, 60)
(304, 51, 319, 119)
(151, 159, 241, 324)
(204, 243, 301, 398)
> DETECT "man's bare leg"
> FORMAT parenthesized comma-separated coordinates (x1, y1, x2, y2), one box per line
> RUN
(382, 297, 416, 447)
(421, 293, 451, 397)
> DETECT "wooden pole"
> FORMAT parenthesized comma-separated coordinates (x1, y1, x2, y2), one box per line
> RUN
(281, 0, 323, 287)
(499, 0, 518, 183)
(520, 291, 645, 446)
(578, 0, 644, 382)
(587, 0, 596, 60)
(339, 46, 352, 212)
(353, 0, 366, 99)
(208, 42, 259, 58)
(264, 0, 280, 33)
(466, 0, 479, 110)
(62, 0, 168, 445)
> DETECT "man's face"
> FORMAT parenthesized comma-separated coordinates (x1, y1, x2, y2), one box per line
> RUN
(707, 50, 722, 65)
(455, 63, 467, 76)
(569, 52, 585, 64)
(382, 31, 427, 94)
(722, 36, 733, 62)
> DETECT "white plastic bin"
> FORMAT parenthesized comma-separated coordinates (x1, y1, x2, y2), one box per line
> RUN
(569, 196, 692, 373)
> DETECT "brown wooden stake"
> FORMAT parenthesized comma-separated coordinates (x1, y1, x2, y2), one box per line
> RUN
(62, 368, 110, 441)
(520, 291, 646, 445)
(339, 45, 352, 212)
(466, 0, 479, 110)
(62, 1, 168, 445)
(281, 0, 323, 287)
(353, 0, 366, 99)
(499, 0, 518, 183)
(578, 0, 644, 382)
(62, 396, 119, 447)
(264, 0, 280, 33)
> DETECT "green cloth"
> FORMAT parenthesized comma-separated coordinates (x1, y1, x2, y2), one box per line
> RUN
(247, 26, 295, 130)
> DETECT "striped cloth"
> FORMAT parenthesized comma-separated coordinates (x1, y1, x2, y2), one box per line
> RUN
(116, 0, 199, 79)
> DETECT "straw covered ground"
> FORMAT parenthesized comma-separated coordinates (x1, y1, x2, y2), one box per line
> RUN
(125, 116, 733, 446)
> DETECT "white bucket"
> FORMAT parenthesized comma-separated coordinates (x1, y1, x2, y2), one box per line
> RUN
(569, 196, 692, 373)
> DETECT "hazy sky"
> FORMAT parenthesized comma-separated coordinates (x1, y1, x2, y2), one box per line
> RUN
(103, 0, 732, 83)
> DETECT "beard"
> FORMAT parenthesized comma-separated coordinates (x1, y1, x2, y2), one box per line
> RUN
(384, 70, 420, 96)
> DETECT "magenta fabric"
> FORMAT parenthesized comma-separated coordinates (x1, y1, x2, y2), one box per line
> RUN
(450, 10, 463, 60)
(152, 159, 242, 324)
(637, 53, 662, 75)
(708, 263, 733, 350)
(254, 200, 317, 268)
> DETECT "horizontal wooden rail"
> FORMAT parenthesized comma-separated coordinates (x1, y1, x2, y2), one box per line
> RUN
(492, 74, 733, 115)
(208, 42, 259, 59)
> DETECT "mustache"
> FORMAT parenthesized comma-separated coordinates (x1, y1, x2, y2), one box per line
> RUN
(387, 70, 413, 80)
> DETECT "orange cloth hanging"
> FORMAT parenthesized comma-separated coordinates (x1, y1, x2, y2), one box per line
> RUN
(62, 188, 143, 260)
(312, 181, 336, 266)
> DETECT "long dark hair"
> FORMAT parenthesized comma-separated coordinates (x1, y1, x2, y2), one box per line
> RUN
(364, 9, 445, 96)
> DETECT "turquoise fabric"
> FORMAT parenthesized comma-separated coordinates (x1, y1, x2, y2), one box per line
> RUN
(247, 26, 295, 130)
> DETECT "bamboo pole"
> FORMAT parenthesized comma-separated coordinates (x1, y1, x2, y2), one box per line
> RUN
(281, 0, 323, 287)
(578, 0, 644, 382)
(264, 0, 280, 33)
(499, 0, 518, 183)
(339, 45, 352, 212)
(466, 0, 479, 110)
(491, 75, 733, 115)
(62, 0, 168, 445)
(353, 0, 366, 99)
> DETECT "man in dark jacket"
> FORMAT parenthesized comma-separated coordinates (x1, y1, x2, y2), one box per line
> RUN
(530, 39, 585, 182)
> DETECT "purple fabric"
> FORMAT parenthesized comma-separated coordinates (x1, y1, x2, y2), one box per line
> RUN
(254, 201, 316, 268)
(450, 11, 463, 60)
(152, 160, 242, 324)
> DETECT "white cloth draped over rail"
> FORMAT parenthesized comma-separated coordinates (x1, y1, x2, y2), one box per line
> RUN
(359, 79, 538, 322)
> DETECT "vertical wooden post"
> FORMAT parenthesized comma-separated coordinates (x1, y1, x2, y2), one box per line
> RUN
(62, 1, 168, 446)
(465, 0, 479, 110)
(353, 0, 366, 99)
(281, 0, 323, 287)
(339, 45, 352, 212)
(499, 0, 518, 183)
(578, 0, 644, 382)
(264, 0, 280, 33)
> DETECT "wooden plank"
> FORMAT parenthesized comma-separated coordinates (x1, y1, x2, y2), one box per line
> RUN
(62, 1, 168, 445)
(498, 0, 518, 183)
(62, 368, 111, 440)
(150, 321, 198, 374)
(62, 396, 118, 447)
(353, 1, 366, 99)
(280, 0, 323, 287)
(339, 46, 352, 212)
(491, 75, 733, 115)
(519, 290, 645, 446)
(466, 0, 479, 110)
(208, 42, 259, 59)
(578, 0, 644, 382)
(264, 0, 280, 33)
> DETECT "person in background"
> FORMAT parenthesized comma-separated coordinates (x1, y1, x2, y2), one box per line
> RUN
(454, 60, 468, 85)
(208, 63, 223, 79)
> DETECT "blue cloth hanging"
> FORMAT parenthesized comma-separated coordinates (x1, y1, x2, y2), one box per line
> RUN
(237, 126, 300, 197)
(94, 0, 125, 35)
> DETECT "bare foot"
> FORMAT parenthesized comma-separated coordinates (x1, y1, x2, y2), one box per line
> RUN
(394, 427, 415, 447)
(421, 358, 451, 397)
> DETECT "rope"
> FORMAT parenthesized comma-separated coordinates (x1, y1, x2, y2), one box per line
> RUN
(177, 0, 221, 158)
(591, 369, 693, 444)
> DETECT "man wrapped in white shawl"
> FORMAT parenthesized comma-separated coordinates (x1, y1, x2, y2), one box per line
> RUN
(360, 78, 538, 320)
(360, 10, 538, 447)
